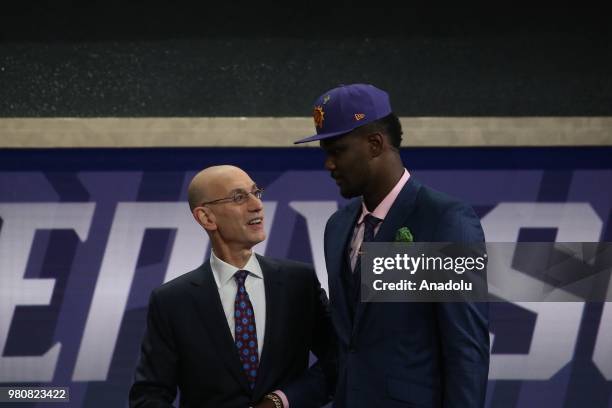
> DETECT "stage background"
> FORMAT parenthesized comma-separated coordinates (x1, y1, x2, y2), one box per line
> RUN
(1, 147, 612, 408)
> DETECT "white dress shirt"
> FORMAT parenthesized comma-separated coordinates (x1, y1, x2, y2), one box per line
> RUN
(210, 250, 266, 357)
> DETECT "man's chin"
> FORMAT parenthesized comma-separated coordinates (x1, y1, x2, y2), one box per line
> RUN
(339, 187, 359, 199)
(249, 233, 266, 247)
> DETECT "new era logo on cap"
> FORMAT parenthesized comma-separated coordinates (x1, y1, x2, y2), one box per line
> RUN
(294, 83, 392, 144)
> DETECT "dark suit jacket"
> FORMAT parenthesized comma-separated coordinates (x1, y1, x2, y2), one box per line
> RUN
(129, 255, 335, 408)
(324, 176, 489, 408)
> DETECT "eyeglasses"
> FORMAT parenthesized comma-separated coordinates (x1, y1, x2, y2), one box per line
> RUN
(201, 188, 264, 206)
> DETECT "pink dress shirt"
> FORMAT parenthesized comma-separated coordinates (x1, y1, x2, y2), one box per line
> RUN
(349, 169, 411, 270)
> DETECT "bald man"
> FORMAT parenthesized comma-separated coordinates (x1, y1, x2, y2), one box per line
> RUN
(130, 166, 335, 408)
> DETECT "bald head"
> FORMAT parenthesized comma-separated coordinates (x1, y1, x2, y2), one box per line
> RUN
(188, 165, 252, 210)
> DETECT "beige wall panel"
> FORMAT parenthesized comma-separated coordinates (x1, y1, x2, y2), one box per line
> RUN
(0, 117, 611, 148)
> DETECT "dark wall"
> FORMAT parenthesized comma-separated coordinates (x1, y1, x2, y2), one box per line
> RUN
(1, 5, 611, 117)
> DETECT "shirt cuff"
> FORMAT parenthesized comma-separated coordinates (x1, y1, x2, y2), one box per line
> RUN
(273, 390, 289, 408)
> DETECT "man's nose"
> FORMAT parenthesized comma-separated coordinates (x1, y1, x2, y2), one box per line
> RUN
(247, 192, 263, 211)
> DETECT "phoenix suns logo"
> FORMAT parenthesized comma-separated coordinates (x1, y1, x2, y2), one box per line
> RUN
(313, 106, 325, 128)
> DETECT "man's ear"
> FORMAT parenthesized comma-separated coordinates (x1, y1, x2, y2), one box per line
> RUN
(367, 132, 384, 158)
(193, 207, 217, 231)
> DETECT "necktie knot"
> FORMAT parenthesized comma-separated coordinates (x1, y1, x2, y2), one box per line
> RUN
(234, 270, 249, 285)
(362, 214, 382, 242)
(363, 213, 381, 227)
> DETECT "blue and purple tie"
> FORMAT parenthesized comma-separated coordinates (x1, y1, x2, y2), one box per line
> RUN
(348, 214, 382, 316)
(233, 270, 259, 388)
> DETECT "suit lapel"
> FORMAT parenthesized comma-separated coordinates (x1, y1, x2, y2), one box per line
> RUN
(328, 201, 361, 343)
(252, 255, 284, 397)
(352, 177, 422, 334)
(188, 262, 251, 393)
(374, 176, 421, 242)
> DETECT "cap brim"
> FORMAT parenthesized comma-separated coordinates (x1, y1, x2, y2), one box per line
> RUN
(293, 129, 352, 144)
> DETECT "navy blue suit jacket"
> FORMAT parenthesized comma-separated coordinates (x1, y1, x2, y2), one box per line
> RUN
(324, 176, 489, 408)
(129, 255, 335, 408)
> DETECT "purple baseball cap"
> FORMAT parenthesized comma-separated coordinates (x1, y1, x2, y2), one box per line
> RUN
(294, 83, 392, 144)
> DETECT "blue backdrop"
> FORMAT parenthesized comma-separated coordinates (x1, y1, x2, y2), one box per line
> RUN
(0, 147, 611, 407)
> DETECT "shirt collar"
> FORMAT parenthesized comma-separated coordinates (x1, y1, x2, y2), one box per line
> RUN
(210, 250, 263, 289)
(357, 168, 410, 225)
